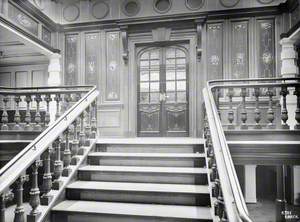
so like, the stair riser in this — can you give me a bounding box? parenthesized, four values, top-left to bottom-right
(97, 145, 203, 153)
(66, 189, 210, 206)
(78, 171, 208, 185)
(52, 212, 212, 222)
(88, 157, 206, 167)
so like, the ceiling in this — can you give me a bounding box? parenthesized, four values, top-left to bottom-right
(0, 25, 48, 67)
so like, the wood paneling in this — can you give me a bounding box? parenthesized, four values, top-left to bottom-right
(231, 21, 249, 79)
(65, 34, 79, 85)
(207, 23, 223, 80)
(257, 19, 275, 78)
(105, 32, 120, 101)
(85, 32, 99, 86)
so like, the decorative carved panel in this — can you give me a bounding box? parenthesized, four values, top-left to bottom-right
(207, 23, 223, 80)
(257, 19, 275, 78)
(257, 0, 275, 4)
(91, 1, 109, 19)
(85, 33, 98, 85)
(63, 3, 80, 22)
(185, 0, 205, 10)
(219, 0, 240, 8)
(122, 0, 141, 16)
(106, 32, 120, 101)
(42, 26, 51, 45)
(231, 21, 249, 79)
(8, 3, 38, 36)
(65, 34, 78, 85)
(153, 0, 172, 13)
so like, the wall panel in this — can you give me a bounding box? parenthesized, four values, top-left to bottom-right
(65, 34, 79, 85)
(85, 32, 99, 86)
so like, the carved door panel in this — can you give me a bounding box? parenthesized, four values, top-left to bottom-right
(137, 45, 189, 137)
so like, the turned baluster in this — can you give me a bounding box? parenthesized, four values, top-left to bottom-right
(294, 86, 300, 129)
(14, 95, 21, 130)
(54, 94, 61, 120)
(44, 94, 52, 128)
(240, 88, 248, 129)
(216, 188, 224, 218)
(14, 175, 29, 222)
(0, 190, 14, 222)
(53, 137, 63, 190)
(62, 127, 72, 177)
(91, 101, 97, 139)
(212, 178, 220, 198)
(41, 147, 53, 205)
(71, 120, 80, 165)
(210, 163, 217, 182)
(227, 88, 234, 129)
(63, 94, 71, 113)
(253, 88, 262, 129)
(78, 112, 86, 155)
(85, 106, 91, 140)
(34, 94, 42, 131)
(214, 88, 221, 118)
(266, 88, 275, 129)
(280, 86, 289, 129)
(24, 95, 32, 131)
(27, 160, 43, 222)
(1, 95, 9, 130)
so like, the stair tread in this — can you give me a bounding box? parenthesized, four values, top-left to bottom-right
(88, 152, 205, 158)
(97, 137, 204, 145)
(79, 165, 207, 174)
(67, 181, 209, 194)
(52, 200, 212, 220)
(227, 140, 300, 145)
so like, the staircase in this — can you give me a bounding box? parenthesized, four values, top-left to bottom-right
(51, 138, 213, 222)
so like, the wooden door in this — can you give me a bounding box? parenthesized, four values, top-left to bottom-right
(137, 45, 189, 137)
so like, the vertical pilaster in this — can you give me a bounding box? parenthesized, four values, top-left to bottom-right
(244, 165, 257, 203)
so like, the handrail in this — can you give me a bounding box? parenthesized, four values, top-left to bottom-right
(208, 77, 300, 85)
(204, 81, 253, 222)
(0, 86, 98, 194)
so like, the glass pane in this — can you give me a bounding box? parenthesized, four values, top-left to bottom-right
(150, 92, 160, 103)
(177, 91, 186, 102)
(166, 70, 175, 80)
(151, 71, 159, 81)
(140, 71, 149, 81)
(140, 82, 149, 92)
(150, 82, 159, 92)
(176, 49, 185, 57)
(177, 70, 186, 80)
(140, 60, 149, 67)
(166, 81, 175, 91)
(166, 59, 175, 65)
(150, 60, 159, 67)
(150, 50, 159, 59)
(166, 92, 175, 102)
(140, 92, 149, 103)
(141, 52, 149, 59)
(177, 81, 186, 91)
(166, 48, 175, 58)
(177, 58, 186, 65)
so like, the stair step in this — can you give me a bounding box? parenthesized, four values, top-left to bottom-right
(88, 152, 206, 167)
(78, 166, 208, 184)
(66, 181, 210, 206)
(52, 200, 213, 222)
(97, 138, 204, 145)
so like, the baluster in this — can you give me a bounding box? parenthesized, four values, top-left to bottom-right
(85, 106, 91, 141)
(0, 190, 14, 222)
(210, 163, 217, 182)
(41, 147, 53, 205)
(214, 88, 221, 118)
(240, 88, 248, 129)
(14, 175, 29, 222)
(212, 178, 220, 198)
(44, 94, 52, 128)
(280, 86, 289, 129)
(63, 94, 71, 113)
(216, 189, 224, 219)
(91, 100, 97, 139)
(78, 112, 86, 155)
(266, 88, 275, 129)
(24, 95, 32, 131)
(53, 137, 63, 190)
(27, 160, 43, 222)
(71, 120, 80, 165)
(294, 86, 300, 129)
(1, 95, 9, 130)
(14, 95, 21, 130)
(34, 94, 42, 131)
(54, 94, 61, 120)
(62, 127, 72, 177)
(227, 88, 234, 129)
(253, 88, 262, 129)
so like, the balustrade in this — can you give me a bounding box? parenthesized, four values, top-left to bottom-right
(0, 85, 98, 222)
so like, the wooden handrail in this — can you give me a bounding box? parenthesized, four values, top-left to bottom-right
(208, 77, 300, 85)
(0, 86, 99, 194)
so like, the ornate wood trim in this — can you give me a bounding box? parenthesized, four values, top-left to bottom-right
(195, 17, 207, 60)
(121, 25, 129, 63)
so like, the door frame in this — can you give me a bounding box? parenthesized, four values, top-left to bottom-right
(136, 44, 190, 137)
(127, 30, 202, 138)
